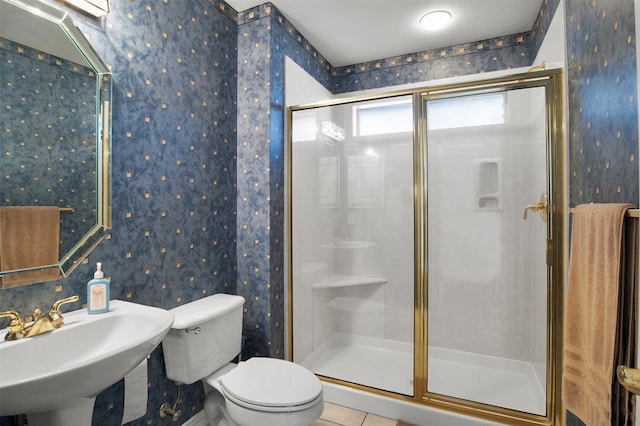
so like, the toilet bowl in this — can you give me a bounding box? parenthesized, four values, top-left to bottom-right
(161, 294, 323, 426)
(206, 357, 323, 426)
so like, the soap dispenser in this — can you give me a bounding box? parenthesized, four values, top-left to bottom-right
(87, 262, 110, 314)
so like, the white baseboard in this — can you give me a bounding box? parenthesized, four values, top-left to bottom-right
(181, 410, 207, 426)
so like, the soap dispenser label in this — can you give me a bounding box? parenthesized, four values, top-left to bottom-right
(90, 284, 107, 310)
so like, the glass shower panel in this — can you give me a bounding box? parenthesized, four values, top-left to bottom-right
(425, 87, 548, 415)
(291, 96, 415, 396)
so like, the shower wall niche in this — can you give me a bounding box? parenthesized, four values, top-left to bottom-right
(291, 96, 415, 396)
(473, 158, 503, 210)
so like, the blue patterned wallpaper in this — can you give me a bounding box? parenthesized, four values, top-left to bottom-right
(532, 0, 563, 55)
(236, 14, 274, 358)
(235, 3, 334, 360)
(332, 32, 533, 92)
(84, 1, 238, 423)
(1, 0, 238, 424)
(566, 0, 639, 206)
(1, 0, 637, 424)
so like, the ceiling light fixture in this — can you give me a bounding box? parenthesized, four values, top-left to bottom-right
(419, 10, 452, 31)
(63, 0, 110, 17)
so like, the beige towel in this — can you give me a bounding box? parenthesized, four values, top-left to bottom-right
(563, 203, 634, 426)
(0, 206, 61, 288)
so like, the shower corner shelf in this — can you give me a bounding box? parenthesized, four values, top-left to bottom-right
(312, 274, 388, 289)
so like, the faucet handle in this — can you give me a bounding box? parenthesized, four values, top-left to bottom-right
(50, 295, 79, 312)
(0, 311, 25, 340)
(48, 296, 79, 329)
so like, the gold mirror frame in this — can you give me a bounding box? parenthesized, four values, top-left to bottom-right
(0, 0, 112, 284)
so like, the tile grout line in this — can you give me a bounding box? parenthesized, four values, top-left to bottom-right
(360, 410, 367, 426)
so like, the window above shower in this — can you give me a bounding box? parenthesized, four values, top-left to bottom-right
(427, 93, 506, 130)
(292, 92, 507, 144)
(354, 99, 413, 136)
(292, 97, 414, 143)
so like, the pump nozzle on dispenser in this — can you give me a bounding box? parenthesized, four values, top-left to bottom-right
(94, 262, 104, 278)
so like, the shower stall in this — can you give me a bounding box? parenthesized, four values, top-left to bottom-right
(288, 70, 564, 425)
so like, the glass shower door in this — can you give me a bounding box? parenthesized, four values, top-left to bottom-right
(425, 86, 549, 415)
(290, 95, 415, 396)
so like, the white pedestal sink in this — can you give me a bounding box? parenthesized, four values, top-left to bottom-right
(0, 300, 174, 426)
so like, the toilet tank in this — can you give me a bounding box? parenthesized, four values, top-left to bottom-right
(162, 294, 245, 384)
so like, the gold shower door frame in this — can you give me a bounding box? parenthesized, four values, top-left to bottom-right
(414, 70, 565, 426)
(286, 69, 565, 426)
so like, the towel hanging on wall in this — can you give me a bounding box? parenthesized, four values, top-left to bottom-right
(0, 206, 61, 287)
(562, 203, 636, 426)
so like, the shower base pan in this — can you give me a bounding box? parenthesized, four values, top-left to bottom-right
(301, 333, 545, 415)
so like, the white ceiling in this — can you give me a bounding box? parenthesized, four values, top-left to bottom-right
(226, 0, 543, 67)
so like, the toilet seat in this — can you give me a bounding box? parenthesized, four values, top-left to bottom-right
(219, 358, 322, 413)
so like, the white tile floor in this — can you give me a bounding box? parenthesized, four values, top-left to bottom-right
(312, 402, 401, 426)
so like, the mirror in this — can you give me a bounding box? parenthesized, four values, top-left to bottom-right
(0, 0, 111, 287)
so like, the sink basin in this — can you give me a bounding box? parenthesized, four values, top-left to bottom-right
(0, 300, 174, 423)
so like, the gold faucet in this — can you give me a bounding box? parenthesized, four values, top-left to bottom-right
(0, 295, 79, 340)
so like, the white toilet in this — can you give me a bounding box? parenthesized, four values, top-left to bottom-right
(162, 294, 324, 426)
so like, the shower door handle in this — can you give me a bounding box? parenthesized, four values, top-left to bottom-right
(523, 193, 548, 221)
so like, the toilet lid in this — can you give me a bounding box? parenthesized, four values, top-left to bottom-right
(219, 358, 322, 410)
